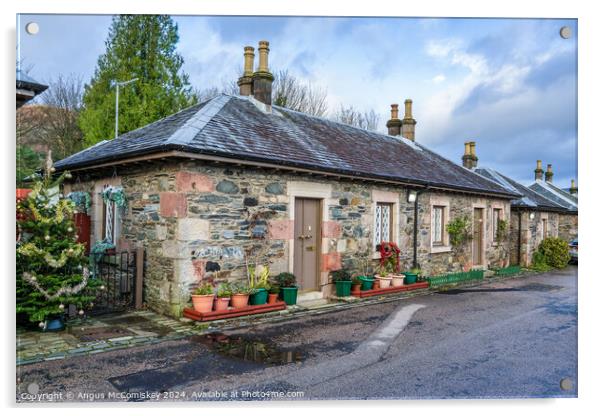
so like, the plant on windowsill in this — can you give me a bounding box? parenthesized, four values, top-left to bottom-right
(191, 283, 215, 313)
(331, 269, 352, 297)
(275, 272, 298, 305)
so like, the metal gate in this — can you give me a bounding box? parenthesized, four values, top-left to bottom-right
(89, 248, 144, 315)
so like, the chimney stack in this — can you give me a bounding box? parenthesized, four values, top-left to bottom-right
(252, 40, 274, 106)
(401, 99, 417, 141)
(569, 179, 578, 195)
(237, 46, 255, 96)
(462, 141, 478, 169)
(545, 164, 554, 183)
(534, 160, 544, 180)
(386, 104, 402, 136)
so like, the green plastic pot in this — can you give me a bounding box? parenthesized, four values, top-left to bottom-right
(335, 280, 352, 297)
(280, 286, 298, 305)
(249, 288, 268, 305)
(403, 272, 418, 285)
(359, 276, 374, 291)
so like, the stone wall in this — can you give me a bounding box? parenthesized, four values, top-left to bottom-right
(509, 210, 561, 267)
(65, 160, 512, 317)
(558, 213, 578, 242)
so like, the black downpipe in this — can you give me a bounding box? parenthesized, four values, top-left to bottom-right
(517, 210, 523, 266)
(412, 188, 428, 269)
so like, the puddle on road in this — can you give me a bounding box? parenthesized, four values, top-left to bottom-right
(437, 283, 564, 295)
(190, 333, 304, 366)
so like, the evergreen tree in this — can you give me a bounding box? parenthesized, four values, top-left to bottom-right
(16, 145, 43, 187)
(16, 153, 100, 326)
(79, 15, 195, 146)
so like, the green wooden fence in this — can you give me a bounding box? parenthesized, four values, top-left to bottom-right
(427, 269, 484, 288)
(493, 265, 522, 277)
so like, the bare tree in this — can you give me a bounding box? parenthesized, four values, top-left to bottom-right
(272, 70, 328, 117)
(37, 75, 86, 159)
(331, 105, 381, 132)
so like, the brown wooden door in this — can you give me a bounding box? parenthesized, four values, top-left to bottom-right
(473, 208, 484, 265)
(293, 198, 321, 291)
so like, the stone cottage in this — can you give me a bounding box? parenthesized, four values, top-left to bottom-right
(56, 41, 519, 317)
(528, 162, 578, 242)
(465, 143, 578, 266)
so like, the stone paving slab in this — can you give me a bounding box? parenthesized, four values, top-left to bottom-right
(16, 270, 535, 366)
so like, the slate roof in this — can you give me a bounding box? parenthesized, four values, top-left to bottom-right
(475, 168, 568, 212)
(528, 180, 578, 212)
(16, 69, 48, 93)
(55, 94, 519, 198)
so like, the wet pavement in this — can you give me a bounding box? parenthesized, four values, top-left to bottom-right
(16, 266, 577, 401)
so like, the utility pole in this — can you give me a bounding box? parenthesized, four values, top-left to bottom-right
(112, 78, 138, 139)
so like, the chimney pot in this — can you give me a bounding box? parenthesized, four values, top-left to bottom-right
(386, 103, 402, 136)
(534, 160, 544, 180)
(462, 141, 478, 169)
(237, 46, 255, 96)
(570, 179, 578, 195)
(545, 164, 554, 183)
(401, 98, 417, 141)
(252, 40, 274, 106)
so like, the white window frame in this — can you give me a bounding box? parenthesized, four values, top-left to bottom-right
(430, 196, 451, 253)
(371, 190, 400, 258)
(432, 205, 445, 246)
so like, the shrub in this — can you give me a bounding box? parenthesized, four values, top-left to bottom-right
(530, 251, 551, 272)
(447, 216, 472, 247)
(537, 237, 571, 269)
(331, 269, 352, 282)
(275, 272, 296, 288)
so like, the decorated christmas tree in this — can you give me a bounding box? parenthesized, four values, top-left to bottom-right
(16, 152, 100, 328)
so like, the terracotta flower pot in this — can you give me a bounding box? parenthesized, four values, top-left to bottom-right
(352, 283, 361, 292)
(267, 293, 279, 304)
(377, 276, 392, 288)
(214, 297, 230, 311)
(191, 294, 214, 313)
(373, 279, 381, 289)
(231, 293, 250, 308)
(391, 274, 405, 287)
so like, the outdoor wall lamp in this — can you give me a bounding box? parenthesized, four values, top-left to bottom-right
(407, 190, 418, 203)
(529, 212, 535, 220)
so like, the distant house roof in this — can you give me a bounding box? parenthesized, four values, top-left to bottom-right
(16, 69, 48, 108)
(475, 167, 567, 212)
(55, 94, 519, 199)
(529, 180, 578, 212)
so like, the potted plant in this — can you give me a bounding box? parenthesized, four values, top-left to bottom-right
(214, 282, 232, 311)
(331, 269, 352, 297)
(403, 267, 421, 285)
(248, 264, 270, 305)
(376, 264, 393, 288)
(276, 272, 298, 305)
(267, 284, 280, 304)
(231, 283, 251, 308)
(391, 271, 405, 287)
(191, 283, 215, 313)
(351, 276, 362, 293)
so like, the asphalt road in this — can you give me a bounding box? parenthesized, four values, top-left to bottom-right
(16, 266, 577, 402)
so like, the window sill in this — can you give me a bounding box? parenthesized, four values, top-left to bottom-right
(430, 245, 452, 254)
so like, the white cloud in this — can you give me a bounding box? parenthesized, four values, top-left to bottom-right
(432, 74, 446, 83)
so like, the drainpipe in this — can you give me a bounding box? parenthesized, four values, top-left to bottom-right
(517, 210, 522, 266)
(410, 187, 428, 269)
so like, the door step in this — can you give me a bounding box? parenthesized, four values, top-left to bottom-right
(296, 291, 324, 304)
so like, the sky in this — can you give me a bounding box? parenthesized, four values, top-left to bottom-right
(17, 14, 578, 188)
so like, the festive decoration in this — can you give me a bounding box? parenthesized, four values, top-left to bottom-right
(90, 239, 116, 263)
(67, 191, 92, 214)
(16, 151, 101, 325)
(101, 186, 127, 209)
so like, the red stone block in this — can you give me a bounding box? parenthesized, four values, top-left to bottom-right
(321, 252, 342, 272)
(160, 192, 188, 218)
(192, 259, 205, 281)
(175, 171, 215, 193)
(268, 219, 294, 240)
(322, 221, 342, 238)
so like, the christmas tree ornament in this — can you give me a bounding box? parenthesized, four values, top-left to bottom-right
(100, 285, 106, 290)
(59, 304, 65, 310)
(78, 309, 84, 315)
(39, 322, 45, 328)
(67, 227, 73, 232)
(44, 235, 50, 241)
